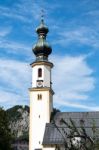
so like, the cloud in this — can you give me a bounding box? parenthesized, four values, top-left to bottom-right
(0, 90, 30, 109)
(0, 39, 28, 51)
(52, 55, 94, 92)
(0, 58, 31, 109)
(0, 0, 44, 23)
(0, 27, 11, 37)
(0, 38, 32, 58)
(0, 54, 97, 110)
(54, 26, 99, 49)
(55, 99, 99, 111)
(0, 27, 32, 58)
(87, 10, 99, 16)
(0, 5, 31, 23)
(51, 55, 96, 110)
(0, 58, 31, 90)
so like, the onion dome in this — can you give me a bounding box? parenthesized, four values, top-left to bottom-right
(33, 19, 52, 61)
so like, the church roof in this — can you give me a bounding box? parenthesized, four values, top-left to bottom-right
(43, 112, 99, 146)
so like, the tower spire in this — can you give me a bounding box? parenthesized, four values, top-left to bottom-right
(32, 17, 52, 62)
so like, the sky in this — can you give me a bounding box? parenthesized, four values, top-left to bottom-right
(0, 0, 99, 111)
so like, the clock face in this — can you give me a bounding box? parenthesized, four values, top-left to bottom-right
(37, 80, 43, 87)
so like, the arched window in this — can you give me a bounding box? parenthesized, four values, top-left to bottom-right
(38, 68, 42, 77)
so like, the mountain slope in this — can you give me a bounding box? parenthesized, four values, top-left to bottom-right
(6, 105, 29, 140)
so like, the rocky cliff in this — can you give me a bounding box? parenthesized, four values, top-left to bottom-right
(6, 105, 29, 140)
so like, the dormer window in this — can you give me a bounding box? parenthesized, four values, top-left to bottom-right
(38, 68, 42, 77)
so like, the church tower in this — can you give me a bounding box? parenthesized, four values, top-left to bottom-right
(29, 19, 54, 150)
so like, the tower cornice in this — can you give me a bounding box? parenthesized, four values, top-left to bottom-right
(30, 61, 53, 68)
(29, 87, 54, 95)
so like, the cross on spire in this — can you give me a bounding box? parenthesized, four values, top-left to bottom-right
(41, 9, 45, 21)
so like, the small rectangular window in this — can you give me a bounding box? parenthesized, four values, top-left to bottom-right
(37, 94, 42, 100)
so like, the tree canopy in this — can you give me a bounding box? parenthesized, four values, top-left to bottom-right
(0, 107, 12, 150)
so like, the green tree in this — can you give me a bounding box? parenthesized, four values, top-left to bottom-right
(0, 107, 12, 150)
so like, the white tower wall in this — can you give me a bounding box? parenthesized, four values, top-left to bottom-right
(29, 89, 53, 150)
(32, 64, 51, 88)
(29, 62, 54, 150)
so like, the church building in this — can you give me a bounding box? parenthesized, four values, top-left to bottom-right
(29, 19, 99, 150)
